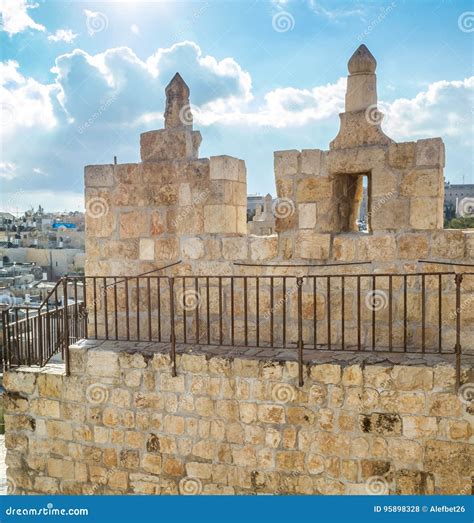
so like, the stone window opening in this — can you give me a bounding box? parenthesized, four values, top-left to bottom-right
(335, 172, 371, 233)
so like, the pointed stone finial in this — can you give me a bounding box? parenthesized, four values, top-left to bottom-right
(348, 44, 376, 75)
(164, 73, 192, 129)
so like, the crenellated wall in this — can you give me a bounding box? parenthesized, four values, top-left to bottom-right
(83, 47, 466, 280)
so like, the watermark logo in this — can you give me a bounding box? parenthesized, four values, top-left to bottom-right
(86, 197, 109, 219)
(179, 104, 200, 126)
(272, 11, 295, 32)
(85, 10, 109, 36)
(365, 104, 383, 125)
(271, 383, 296, 404)
(86, 383, 109, 405)
(178, 289, 202, 312)
(178, 477, 202, 495)
(272, 197, 295, 219)
(0, 291, 15, 310)
(365, 290, 388, 311)
(458, 383, 473, 406)
(366, 476, 389, 495)
(0, 102, 15, 127)
(458, 11, 474, 32)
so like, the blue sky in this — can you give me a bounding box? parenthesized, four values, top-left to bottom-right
(1, 0, 473, 212)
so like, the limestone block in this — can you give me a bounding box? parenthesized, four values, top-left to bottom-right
(155, 238, 179, 260)
(103, 240, 139, 260)
(298, 203, 317, 229)
(150, 211, 166, 236)
(388, 142, 416, 169)
(371, 167, 398, 198)
(85, 165, 114, 187)
(151, 183, 179, 206)
(232, 182, 247, 206)
(395, 470, 435, 495)
(415, 138, 445, 167)
(257, 404, 285, 424)
(140, 128, 201, 161)
(181, 237, 205, 260)
(119, 211, 148, 239)
(359, 413, 402, 436)
(300, 149, 322, 175)
(276, 178, 294, 199)
(424, 440, 472, 476)
(402, 416, 438, 438)
(333, 236, 357, 261)
(310, 364, 341, 384)
(4, 371, 36, 394)
(179, 183, 192, 206)
(409, 198, 441, 230)
(249, 236, 278, 261)
(391, 366, 433, 391)
(330, 111, 392, 150)
(85, 190, 115, 238)
(274, 150, 299, 177)
(236, 206, 248, 234)
(296, 231, 330, 260)
(401, 168, 443, 197)
(210, 155, 241, 181)
(115, 163, 141, 184)
(398, 233, 429, 260)
(360, 234, 397, 262)
(204, 205, 236, 233)
(139, 238, 155, 261)
(296, 178, 333, 202)
(371, 198, 409, 231)
(222, 236, 249, 260)
(327, 146, 386, 174)
(87, 349, 120, 378)
(431, 230, 465, 259)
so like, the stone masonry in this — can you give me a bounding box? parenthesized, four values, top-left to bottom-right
(3, 342, 472, 495)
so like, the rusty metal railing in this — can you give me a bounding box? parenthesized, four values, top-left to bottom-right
(2, 270, 472, 388)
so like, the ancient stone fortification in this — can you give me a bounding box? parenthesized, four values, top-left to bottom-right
(4, 46, 473, 496)
(84, 46, 472, 277)
(4, 343, 472, 495)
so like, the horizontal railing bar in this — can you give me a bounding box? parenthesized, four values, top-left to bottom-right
(419, 259, 474, 269)
(101, 260, 183, 288)
(234, 261, 372, 267)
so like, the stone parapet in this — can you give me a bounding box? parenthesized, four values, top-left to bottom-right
(3, 342, 472, 495)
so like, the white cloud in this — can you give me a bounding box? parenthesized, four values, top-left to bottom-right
(130, 24, 140, 35)
(381, 77, 474, 144)
(308, 0, 365, 20)
(33, 167, 48, 176)
(0, 0, 45, 36)
(197, 78, 346, 127)
(0, 60, 57, 136)
(0, 162, 17, 180)
(47, 29, 78, 43)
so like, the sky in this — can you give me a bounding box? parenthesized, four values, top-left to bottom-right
(0, 0, 473, 213)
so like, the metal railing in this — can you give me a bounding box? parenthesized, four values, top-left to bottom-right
(2, 270, 472, 388)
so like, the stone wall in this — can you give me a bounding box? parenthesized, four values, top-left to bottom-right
(83, 46, 468, 280)
(4, 342, 472, 495)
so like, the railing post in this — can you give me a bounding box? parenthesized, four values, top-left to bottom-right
(169, 277, 177, 377)
(63, 278, 70, 376)
(2, 310, 7, 373)
(38, 309, 43, 366)
(297, 277, 304, 387)
(454, 273, 463, 392)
